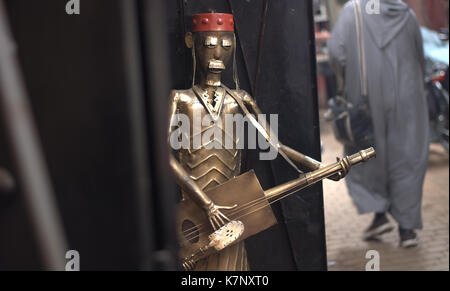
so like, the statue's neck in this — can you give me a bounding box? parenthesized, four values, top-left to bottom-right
(198, 72, 221, 89)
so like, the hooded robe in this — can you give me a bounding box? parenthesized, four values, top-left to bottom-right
(327, 0, 429, 229)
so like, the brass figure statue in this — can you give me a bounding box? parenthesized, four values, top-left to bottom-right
(168, 12, 375, 271)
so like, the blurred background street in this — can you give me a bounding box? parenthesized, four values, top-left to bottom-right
(321, 115, 449, 271)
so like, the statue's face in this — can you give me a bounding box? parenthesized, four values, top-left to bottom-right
(193, 31, 234, 76)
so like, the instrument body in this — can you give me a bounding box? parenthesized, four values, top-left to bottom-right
(177, 170, 277, 262)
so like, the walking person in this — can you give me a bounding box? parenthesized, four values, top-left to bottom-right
(328, 0, 429, 247)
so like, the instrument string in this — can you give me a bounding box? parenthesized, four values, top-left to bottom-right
(180, 193, 271, 243)
(180, 187, 280, 241)
(180, 152, 371, 261)
(180, 185, 310, 247)
(180, 175, 326, 244)
(181, 157, 349, 241)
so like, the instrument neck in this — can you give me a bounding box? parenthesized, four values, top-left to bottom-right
(264, 148, 376, 202)
(263, 163, 339, 202)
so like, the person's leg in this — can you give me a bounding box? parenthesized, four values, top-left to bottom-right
(389, 177, 424, 248)
(385, 93, 428, 248)
(344, 145, 391, 240)
(363, 212, 394, 240)
(398, 227, 419, 248)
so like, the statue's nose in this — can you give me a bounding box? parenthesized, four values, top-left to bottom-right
(213, 48, 223, 60)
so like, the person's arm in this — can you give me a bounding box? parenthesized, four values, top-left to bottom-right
(331, 59, 345, 96)
(168, 91, 236, 229)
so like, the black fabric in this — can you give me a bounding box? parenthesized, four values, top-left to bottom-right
(167, 0, 327, 270)
(247, 0, 327, 271)
(0, 0, 178, 270)
(1, 0, 140, 270)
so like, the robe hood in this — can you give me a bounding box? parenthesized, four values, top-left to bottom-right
(361, 0, 410, 48)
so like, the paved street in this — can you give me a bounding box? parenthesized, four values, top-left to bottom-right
(320, 115, 449, 271)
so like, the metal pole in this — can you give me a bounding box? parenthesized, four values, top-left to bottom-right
(0, 0, 68, 270)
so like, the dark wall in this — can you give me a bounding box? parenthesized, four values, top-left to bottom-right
(0, 0, 177, 270)
(1, 0, 139, 270)
(167, 0, 327, 270)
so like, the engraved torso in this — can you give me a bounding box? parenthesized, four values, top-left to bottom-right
(174, 88, 243, 192)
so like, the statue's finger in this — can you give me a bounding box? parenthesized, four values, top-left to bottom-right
(216, 216, 225, 226)
(218, 211, 230, 222)
(212, 216, 220, 229)
(209, 217, 217, 230)
(219, 204, 237, 210)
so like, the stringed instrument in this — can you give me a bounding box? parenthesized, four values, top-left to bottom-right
(177, 147, 376, 269)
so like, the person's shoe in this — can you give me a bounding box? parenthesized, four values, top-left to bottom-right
(399, 228, 419, 248)
(363, 213, 394, 241)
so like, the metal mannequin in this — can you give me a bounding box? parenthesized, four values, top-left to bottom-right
(168, 12, 334, 271)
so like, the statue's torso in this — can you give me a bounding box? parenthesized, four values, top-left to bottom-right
(171, 88, 249, 271)
(174, 88, 243, 192)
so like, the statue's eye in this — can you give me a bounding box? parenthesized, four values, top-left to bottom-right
(204, 37, 218, 48)
(222, 39, 232, 48)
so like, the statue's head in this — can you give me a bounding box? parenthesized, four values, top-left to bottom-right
(185, 12, 236, 87)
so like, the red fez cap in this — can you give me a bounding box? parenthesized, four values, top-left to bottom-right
(192, 12, 234, 32)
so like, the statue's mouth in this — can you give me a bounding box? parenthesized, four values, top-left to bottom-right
(208, 60, 225, 73)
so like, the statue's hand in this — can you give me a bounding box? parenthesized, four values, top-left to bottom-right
(205, 202, 237, 230)
(327, 157, 350, 181)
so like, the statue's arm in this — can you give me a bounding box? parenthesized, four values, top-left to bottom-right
(169, 155, 214, 208)
(168, 91, 236, 228)
(241, 92, 324, 172)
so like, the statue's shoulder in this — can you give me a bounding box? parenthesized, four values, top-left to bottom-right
(227, 88, 252, 102)
(170, 88, 195, 103)
(233, 89, 256, 106)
